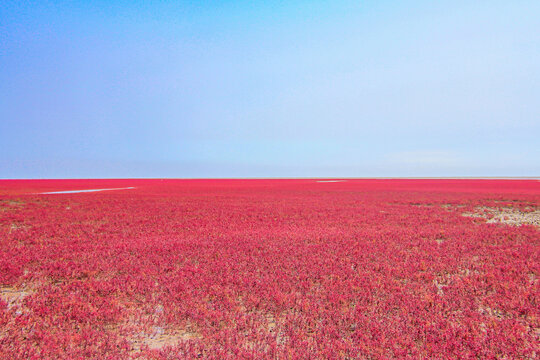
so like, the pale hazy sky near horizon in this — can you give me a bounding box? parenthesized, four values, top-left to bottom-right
(1, 1, 539, 178)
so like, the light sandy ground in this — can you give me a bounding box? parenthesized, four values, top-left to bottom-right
(462, 207, 540, 227)
(129, 325, 201, 351)
(0, 286, 33, 309)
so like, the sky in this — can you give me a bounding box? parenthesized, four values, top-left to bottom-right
(1, 0, 539, 178)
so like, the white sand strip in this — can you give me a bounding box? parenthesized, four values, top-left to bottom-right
(39, 187, 135, 194)
(316, 180, 347, 183)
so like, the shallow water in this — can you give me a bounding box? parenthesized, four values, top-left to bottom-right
(316, 180, 346, 183)
(40, 187, 135, 194)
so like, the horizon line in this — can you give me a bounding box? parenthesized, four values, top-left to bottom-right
(1, 177, 539, 181)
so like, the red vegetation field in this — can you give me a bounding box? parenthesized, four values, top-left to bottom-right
(0, 179, 538, 359)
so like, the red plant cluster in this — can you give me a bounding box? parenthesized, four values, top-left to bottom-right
(0, 179, 538, 359)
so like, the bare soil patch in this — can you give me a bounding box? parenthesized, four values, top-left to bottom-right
(0, 285, 34, 309)
(105, 301, 202, 353)
(462, 207, 540, 227)
(0, 199, 25, 212)
(132, 325, 201, 351)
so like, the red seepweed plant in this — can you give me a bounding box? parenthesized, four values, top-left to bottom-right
(0, 179, 538, 359)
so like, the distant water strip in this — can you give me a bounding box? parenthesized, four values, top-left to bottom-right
(316, 180, 347, 183)
(40, 187, 135, 194)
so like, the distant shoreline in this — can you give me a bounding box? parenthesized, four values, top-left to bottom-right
(1, 177, 539, 181)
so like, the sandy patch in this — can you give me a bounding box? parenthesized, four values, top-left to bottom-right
(131, 325, 201, 351)
(462, 207, 540, 227)
(0, 285, 34, 310)
(0, 200, 25, 212)
(106, 302, 201, 353)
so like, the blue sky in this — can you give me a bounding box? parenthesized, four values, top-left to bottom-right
(1, 0, 539, 178)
